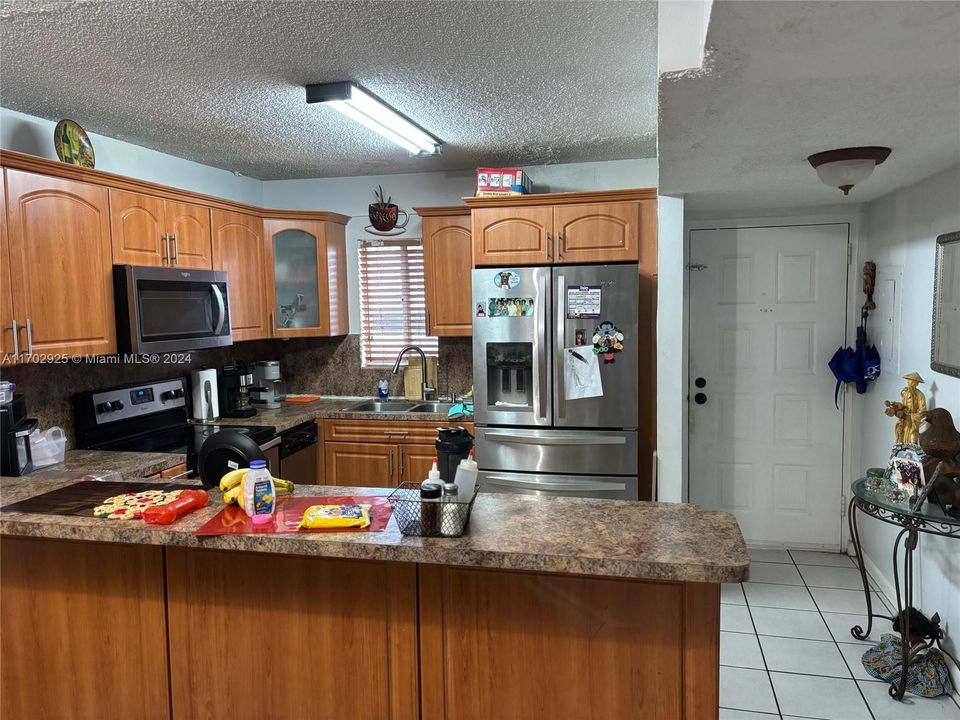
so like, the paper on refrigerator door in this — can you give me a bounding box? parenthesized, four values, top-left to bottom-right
(563, 347, 603, 400)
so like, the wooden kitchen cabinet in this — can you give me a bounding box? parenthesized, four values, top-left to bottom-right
(109, 189, 212, 269)
(399, 443, 438, 484)
(1, 537, 170, 720)
(324, 420, 475, 486)
(263, 216, 349, 338)
(211, 209, 270, 340)
(5, 169, 117, 357)
(0, 171, 17, 365)
(466, 189, 656, 267)
(553, 201, 639, 263)
(416, 206, 473, 336)
(325, 441, 397, 488)
(471, 205, 553, 266)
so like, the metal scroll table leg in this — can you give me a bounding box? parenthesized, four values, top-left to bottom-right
(849, 498, 889, 640)
(889, 527, 917, 701)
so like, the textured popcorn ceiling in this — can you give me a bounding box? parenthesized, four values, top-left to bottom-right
(0, 0, 658, 180)
(659, 1, 960, 212)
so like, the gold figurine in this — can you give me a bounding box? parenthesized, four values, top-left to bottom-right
(884, 372, 927, 444)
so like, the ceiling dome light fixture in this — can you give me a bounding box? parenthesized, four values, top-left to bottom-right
(306, 81, 442, 157)
(807, 146, 891, 196)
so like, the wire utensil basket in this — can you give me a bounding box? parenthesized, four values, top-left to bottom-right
(388, 482, 479, 537)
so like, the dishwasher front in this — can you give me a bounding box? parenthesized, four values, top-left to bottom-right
(277, 421, 319, 485)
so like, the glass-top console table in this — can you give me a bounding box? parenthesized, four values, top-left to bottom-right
(848, 477, 960, 700)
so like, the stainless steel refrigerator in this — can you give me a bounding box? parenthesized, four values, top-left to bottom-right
(472, 265, 640, 499)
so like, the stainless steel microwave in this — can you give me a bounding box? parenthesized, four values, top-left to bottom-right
(114, 265, 232, 353)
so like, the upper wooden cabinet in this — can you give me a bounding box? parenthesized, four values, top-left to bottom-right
(5, 169, 116, 357)
(263, 216, 349, 338)
(211, 209, 269, 341)
(415, 206, 473, 337)
(471, 205, 553, 266)
(466, 189, 657, 268)
(110, 189, 212, 269)
(0, 171, 17, 365)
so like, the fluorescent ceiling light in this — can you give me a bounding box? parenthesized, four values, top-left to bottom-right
(306, 81, 441, 156)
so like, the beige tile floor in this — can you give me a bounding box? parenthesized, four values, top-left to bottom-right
(719, 548, 960, 720)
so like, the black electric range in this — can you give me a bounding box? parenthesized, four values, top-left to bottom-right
(73, 377, 276, 473)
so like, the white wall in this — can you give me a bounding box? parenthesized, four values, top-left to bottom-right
(0, 107, 262, 205)
(658, 0, 714, 73)
(262, 158, 658, 333)
(856, 163, 960, 682)
(657, 194, 687, 501)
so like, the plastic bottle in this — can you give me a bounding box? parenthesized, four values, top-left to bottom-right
(422, 457, 441, 489)
(454, 450, 479, 502)
(377, 379, 389, 399)
(242, 460, 276, 525)
(440, 481, 461, 537)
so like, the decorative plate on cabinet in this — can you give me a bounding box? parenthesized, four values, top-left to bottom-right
(53, 119, 95, 168)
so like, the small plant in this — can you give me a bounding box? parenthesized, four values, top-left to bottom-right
(373, 185, 392, 208)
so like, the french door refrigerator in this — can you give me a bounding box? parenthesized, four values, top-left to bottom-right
(472, 264, 639, 499)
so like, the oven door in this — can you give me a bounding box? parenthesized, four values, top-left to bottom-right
(116, 266, 232, 353)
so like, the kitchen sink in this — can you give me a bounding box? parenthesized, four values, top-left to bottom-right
(340, 399, 457, 414)
(341, 400, 420, 413)
(408, 402, 456, 414)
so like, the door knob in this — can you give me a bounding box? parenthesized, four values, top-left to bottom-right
(694, 393, 707, 405)
(695, 377, 706, 388)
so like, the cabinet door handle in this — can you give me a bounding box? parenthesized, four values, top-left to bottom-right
(171, 234, 179, 265)
(546, 231, 552, 260)
(270, 312, 276, 337)
(25, 319, 33, 355)
(383, 430, 409, 436)
(162, 234, 171, 265)
(388, 449, 394, 479)
(8, 319, 19, 359)
(398, 447, 404, 478)
(557, 231, 564, 260)
(426, 308, 431, 334)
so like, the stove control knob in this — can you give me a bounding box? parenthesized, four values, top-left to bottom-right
(114, 400, 125, 410)
(96, 402, 112, 413)
(161, 388, 185, 402)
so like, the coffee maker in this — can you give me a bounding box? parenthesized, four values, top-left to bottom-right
(251, 361, 283, 409)
(218, 364, 257, 418)
(1, 395, 39, 476)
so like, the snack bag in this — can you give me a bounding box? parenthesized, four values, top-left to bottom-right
(298, 504, 371, 530)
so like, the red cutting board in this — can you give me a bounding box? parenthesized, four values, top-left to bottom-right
(194, 496, 393, 536)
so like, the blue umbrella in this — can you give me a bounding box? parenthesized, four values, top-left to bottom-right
(828, 310, 880, 408)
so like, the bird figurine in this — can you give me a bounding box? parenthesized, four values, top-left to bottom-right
(917, 408, 960, 517)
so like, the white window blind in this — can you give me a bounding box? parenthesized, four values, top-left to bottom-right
(359, 239, 438, 368)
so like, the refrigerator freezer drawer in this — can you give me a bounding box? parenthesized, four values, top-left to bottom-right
(475, 427, 637, 475)
(479, 470, 639, 500)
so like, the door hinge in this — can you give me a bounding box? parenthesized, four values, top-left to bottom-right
(847, 243, 853, 265)
(840, 494, 846, 517)
(687, 263, 709, 271)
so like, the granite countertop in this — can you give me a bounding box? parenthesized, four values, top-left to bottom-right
(0, 476, 748, 583)
(42, 395, 473, 479)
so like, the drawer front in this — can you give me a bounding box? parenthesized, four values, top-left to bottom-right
(475, 427, 637, 475)
(324, 419, 474, 444)
(478, 470, 639, 500)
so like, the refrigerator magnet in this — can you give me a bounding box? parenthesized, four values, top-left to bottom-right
(493, 270, 521, 289)
(592, 321, 624, 364)
(566, 285, 602, 319)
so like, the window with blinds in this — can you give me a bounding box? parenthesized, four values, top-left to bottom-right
(359, 239, 438, 368)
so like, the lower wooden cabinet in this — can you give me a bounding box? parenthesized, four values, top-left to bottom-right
(325, 441, 397, 487)
(166, 547, 418, 720)
(324, 419, 475, 486)
(1, 537, 169, 720)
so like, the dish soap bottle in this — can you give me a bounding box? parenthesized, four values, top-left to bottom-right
(242, 460, 276, 526)
(377, 379, 389, 399)
(454, 450, 478, 502)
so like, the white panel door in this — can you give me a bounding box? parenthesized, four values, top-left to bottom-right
(688, 224, 849, 548)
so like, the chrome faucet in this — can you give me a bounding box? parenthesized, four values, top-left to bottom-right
(391, 345, 436, 401)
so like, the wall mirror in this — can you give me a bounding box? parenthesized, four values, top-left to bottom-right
(932, 230, 960, 377)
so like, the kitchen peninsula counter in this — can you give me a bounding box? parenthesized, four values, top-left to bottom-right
(1, 476, 746, 582)
(1, 476, 746, 720)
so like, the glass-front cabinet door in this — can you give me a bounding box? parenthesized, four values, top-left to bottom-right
(264, 219, 327, 337)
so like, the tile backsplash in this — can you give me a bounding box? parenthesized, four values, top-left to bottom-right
(1, 335, 472, 445)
